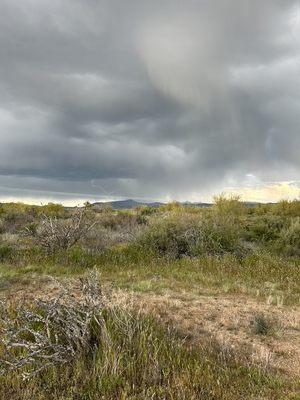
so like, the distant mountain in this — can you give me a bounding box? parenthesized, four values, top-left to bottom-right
(93, 199, 164, 209)
(186, 202, 212, 208)
(92, 199, 212, 210)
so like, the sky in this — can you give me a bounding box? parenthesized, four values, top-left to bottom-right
(0, 0, 300, 205)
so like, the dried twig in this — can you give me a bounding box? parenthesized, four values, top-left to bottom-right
(36, 207, 97, 253)
(0, 270, 103, 380)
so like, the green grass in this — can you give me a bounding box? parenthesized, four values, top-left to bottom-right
(0, 309, 298, 400)
(1, 247, 299, 305)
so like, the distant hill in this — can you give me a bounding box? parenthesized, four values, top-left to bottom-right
(91, 199, 269, 210)
(92, 199, 212, 210)
(93, 199, 164, 210)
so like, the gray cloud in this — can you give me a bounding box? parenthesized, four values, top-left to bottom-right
(0, 0, 299, 203)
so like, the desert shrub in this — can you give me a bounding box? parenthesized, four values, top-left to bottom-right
(192, 216, 245, 257)
(213, 194, 246, 218)
(159, 201, 184, 213)
(250, 313, 274, 336)
(81, 210, 145, 253)
(0, 244, 13, 262)
(81, 225, 114, 252)
(0, 202, 28, 216)
(276, 218, 300, 256)
(244, 215, 285, 243)
(137, 213, 243, 259)
(247, 203, 273, 215)
(271, 200, 300, 217)
(0, 271, 103, 379)
(137, 214, 198, 259)
(1, 208, 34, 234)
(99, 210, 142, 230)
(91, 203, 114, 214)
(38, 203, 66, 218)
(0, 219, 5, 234)
(36, 206, 97, 253)
(136, 205, 158, 217)
(0, 203, 51, 236)
(83, 224, 143, 253)
(23, 222, 39, 236)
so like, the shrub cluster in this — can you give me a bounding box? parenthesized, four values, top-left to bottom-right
(137, 212, 243, 259)
(0, 197, 299, 263)
(276, 217, 300, 256)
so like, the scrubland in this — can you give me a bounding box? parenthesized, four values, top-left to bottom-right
(0, 197, 300, 399)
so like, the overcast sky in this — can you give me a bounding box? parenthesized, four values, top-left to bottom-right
(0, 0, 300, 204)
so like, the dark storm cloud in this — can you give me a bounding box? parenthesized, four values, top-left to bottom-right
(0, 0, 299, 202)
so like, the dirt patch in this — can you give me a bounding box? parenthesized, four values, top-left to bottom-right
(120, 290, 300, 377)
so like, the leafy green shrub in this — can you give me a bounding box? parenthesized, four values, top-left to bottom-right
(244, 215, 285, 243)
(213, 194, 246, 218)
(0, 203, 36, 234)
(136, 205, 158, 217)
(272, 200, 300, 217)
(38, 203, 66, 218)
(0, 219, 4, 234)
(159, 201, 183, 212)
(23, 222, 38, 236)
(0, 245, 13, 262)
(137, 215, 197, 259)
(276, 218, 300, 256)
(137, 213, 244, 259)
(192, 216, 245, 257)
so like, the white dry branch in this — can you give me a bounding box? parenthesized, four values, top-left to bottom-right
(36, 207, 97, 253)
(0, 271, 103, 380)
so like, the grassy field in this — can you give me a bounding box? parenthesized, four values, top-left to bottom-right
(0, 198, 300, 399)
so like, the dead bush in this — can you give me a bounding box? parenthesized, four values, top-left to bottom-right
(0, 271, 103, 379)
(36, 206, 97, 253)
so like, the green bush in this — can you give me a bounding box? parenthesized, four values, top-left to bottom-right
(23, 222, 38, 236)
(244, 215, 285, 243)
(0, 203, 36, 233)
(137, 215, 197, 259)
(38, 202, 66, 218)
(0, 245, 13, 262)
(213, 194, 246, 218)
(136, 205, 158, 217)
(271, 200, 300, 217)
(137, 213, 243, 259)
(276, 218, 300, 256)
(192, 216, 245, 257)
(0, 219, 4, 234)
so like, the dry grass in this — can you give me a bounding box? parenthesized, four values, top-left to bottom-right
(115, 289, 300, 377)
(1, 277, 299, 400)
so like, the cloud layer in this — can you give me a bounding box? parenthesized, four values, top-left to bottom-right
(0, 0, 299, 203)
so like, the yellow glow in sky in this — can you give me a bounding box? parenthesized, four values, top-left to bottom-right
(226, 182, 300, 203)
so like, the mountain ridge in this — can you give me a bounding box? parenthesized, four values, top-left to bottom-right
(92, 199, 213, 209)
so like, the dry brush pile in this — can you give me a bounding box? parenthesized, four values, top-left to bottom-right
(0, 271, 103, 379)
